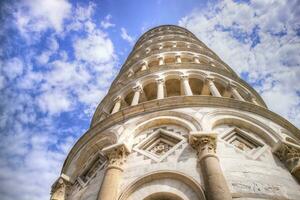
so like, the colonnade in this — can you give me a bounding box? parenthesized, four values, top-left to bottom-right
(111, 75, 259, 114)
(127, 52, 218, 78)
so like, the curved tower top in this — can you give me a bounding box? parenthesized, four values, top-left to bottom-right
(91, 25, 267, 127)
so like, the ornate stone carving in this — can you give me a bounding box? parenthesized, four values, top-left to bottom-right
(50, 174, 70, 200)
(189, 133, 217, 159)
(273, 141, 300, 181)
(103, 144, 130, 170)
(149, 141, 172, 156)
(134, 128, 184, 162)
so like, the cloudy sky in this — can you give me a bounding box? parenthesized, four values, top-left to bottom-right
(0, 0, 299, 199)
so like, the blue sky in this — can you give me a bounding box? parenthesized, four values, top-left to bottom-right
(0, 0, 299, 199)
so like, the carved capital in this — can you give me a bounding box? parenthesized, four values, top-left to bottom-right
(113, 96, 122, 102)
(273, 141, 300, 181)
(156, 78, 165, 84)
(189, 132, 217, 161)
(103, 143, 130, 170)
(50, 174, 71, 200)
(133, 85, 143, 93)
(180, 75, 189, 80)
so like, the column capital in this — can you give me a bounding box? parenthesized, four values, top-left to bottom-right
(273, 141, 300, 181)
(180, 74, 189, 80)
(132, 85, 143, 92)
(113, 96, 122, 102)
(204, 76, 215, 82)
(50, 174, 71, 200)
(103, 143, 130, 170)
(189, 132, 217, 161)
(156, 77, 165, 83)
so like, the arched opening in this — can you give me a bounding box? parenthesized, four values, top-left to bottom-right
(165, 79, 181, 97)
(164, 55, 176, 64)
(124, 91, 134, 106)
(118, 171, 206, 200)
(149, 59, 159, 68)
(144, 192, 183, 200)
(214, 81, 226, 96)
(143, 82, 157, 101)
(189, 78, 203, 95)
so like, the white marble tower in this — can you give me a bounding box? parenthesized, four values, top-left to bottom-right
(51, 25, 300, 200)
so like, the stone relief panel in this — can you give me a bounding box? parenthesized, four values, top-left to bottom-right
(133, 125, 187, 162)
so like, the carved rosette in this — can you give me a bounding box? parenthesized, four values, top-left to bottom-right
(50, 175, 70, 200)
(273, 141, 300, 181)
(189, 133, 217, 160)
(104, 144, 130, 170)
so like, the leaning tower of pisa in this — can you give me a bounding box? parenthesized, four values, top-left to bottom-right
(50, 25, 300, 200)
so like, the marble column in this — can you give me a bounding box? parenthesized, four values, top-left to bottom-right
(111, 96, 122, 114)
(273, 141, 300, 182)
(141, 62, 148, 71)
(175, 55, 182, 63)
(156, 78, 165, 99)
(181, 75, 193, 96)
(207, 78, 221, 97)
(193, 56, 200, 63)
(250, 95, 260, 106)
(231, 85, 245, 101)
(158, 57, 164, 65)
(127, 69, 134, 77)
(50, 174, 70, 200)
(131, 85, 142, 106)
(97, 144, 130, 200)
(189, 133, 232, 200)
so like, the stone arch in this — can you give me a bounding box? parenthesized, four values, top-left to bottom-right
(118, 171, 206, 200)
(202, 110, 281, 146)
(119, 110, 201, 142)
(64, 131, 118, 179)
(186, 71, 207, 95)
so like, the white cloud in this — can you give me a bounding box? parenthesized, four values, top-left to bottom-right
(14, 0, 71, 34)
(101, 14, 115, 29)
(179, 0, 300, 127)
(121, 27, 134, 45)
(73, 31, 115, 64)
(37, 89, 72, 115)
(2, 57, 24, 80)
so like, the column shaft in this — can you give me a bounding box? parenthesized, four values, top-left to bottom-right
(97, 144, 129, 200)
(141, 62, 148, 71)
(98, 167, 122, 200)
(156, 79, 165, 99)
(176, 55, 182, 63)
(158, 57, 164, 65)
(208, 79, 221, 97)
(111, 98, 122, 114)
(194, 57, 200, 63)
(131, 86, 141, 106)
(231, 87, 244, 101)
(181, 76, 193, 96)
(190, 133, 232, 200)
